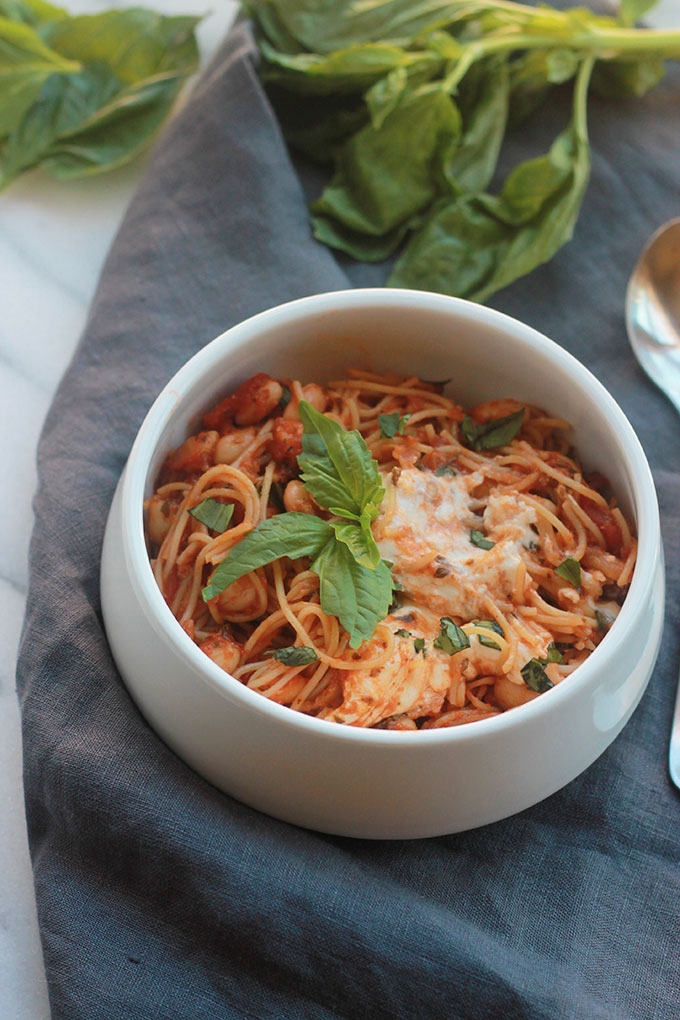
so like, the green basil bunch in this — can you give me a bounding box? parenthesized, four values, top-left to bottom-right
(0, 0, 199, 188)
(246, 0, 680, 302)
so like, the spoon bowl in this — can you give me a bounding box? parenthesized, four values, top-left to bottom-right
(626, 217, 680, 414)
(626, 217, 680, 790)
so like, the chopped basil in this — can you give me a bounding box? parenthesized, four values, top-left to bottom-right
(434, 464, 456, 477)
(433, 617, 470, 655)
(395, 628, 411, 638)
(555, 556, 581, 588)
(413, 637, 426, 655)
(188, 498, 234, 534)
(546, 642, 564, 664)
(470, 529, 495, 550)
(461, 409, 525, 451)
(279, 384, 292, 409)
(521, 658, 554, 693)
(595, 610, 611, 632)
(475, 619, 504, 650)
(267, 645, 318, 666)
(378, 412, 411, 438)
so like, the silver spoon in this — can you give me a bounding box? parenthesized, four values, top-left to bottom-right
(625, 217, 680, 788)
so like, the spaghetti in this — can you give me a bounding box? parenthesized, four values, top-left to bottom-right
(145, 370, 636, 730)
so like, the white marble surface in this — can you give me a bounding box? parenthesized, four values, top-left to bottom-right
(0, 2, 237, 1017)
(1, 1, 678, 1016)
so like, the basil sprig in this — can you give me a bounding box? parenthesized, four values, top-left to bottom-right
(202, 401, 394, 649)
(555, 556, 581, 588)
(461, 410, 525, 451)
(189, 498, 234, 534)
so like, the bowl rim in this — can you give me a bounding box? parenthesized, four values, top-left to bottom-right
(119, 287, 660, 747)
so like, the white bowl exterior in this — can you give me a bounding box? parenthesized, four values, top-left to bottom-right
(100, 290, 663, 839)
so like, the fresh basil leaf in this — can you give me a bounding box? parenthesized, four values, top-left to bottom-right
(378, 411, 410, 438)
(521, 658, 554, 693)
(461, 410, 525, 451)
(1, 62, 119, 183)
(546, 641, 564, 663)
(0, 0, 66, 27)
(260, 37, 439, 96)
(433, 464, 456, 477)
(310, 86, 461, 257)
(44, 10, 200, 83)
(470, 528, 494, 550)
(311, 539, 395, 649)
(413, 637, 426, 655)
(202, 513, 332, 601)
(280, 93, 369, 163)
(189, 498, 234, 534)
(555, 556, 581, 589)
(267, 645, 318, 666)
(7, 69, 190, 185)
(446, 53, 510, 194)
(0, 15, 78, 139)
(390, 58, 594, 303)
(594, 609, 611, 631)
(0, 8, 199, 188)
(475, 619, 504, 650)
(298, 400, 384, 520)
(329, 518, 381, 569)
(245, 0, 472, 56)
(365, 64, 407, 128)
(395, 628, 411, 638)
(433, 616, 470, 655)
(619, 0, 658, 27)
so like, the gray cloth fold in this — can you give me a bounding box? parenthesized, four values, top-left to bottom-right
(17, 22, 680, 1020)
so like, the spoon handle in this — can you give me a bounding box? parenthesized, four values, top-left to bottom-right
(670, 672, 680, 790)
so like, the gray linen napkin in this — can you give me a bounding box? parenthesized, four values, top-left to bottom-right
(17, 21, 680, 1020)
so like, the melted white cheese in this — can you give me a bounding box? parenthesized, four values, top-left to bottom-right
(374, 468, 539, 621)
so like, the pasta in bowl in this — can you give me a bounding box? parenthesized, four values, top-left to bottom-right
(146, 371, 636, 732)
(101, 288, 662, 838)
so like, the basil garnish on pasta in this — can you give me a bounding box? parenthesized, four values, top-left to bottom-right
(433, 617, 470, 655)
(522, 658, 554, 693)
(555, 556, 581, 588)
(470, 529, 494, 550)
(378, 412, 410, 439)
(461, 409, 525, 451)
(475, 619, 504, 650)
(267, 646, 318, 666)
(189, 498, 234, 533)
(202, 402, 395, 649)
(547, 642, 564, 664)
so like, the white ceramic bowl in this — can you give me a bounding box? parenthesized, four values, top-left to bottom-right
(101, 289, 664, 839)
